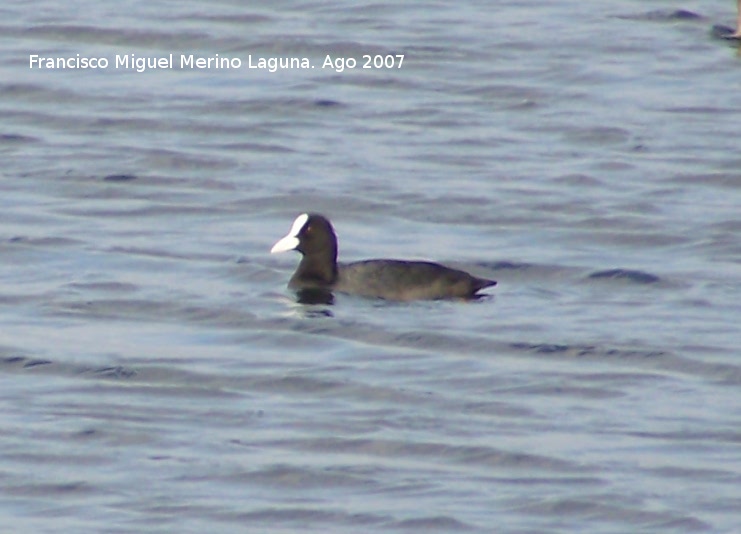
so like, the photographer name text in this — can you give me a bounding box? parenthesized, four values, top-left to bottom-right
(28, 53, 405, 73)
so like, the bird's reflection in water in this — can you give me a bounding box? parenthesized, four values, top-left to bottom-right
(296, 288, 335, 306)
(294, 288, 335, 317)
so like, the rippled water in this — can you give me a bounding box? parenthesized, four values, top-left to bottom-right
(1, 1, 740, 532)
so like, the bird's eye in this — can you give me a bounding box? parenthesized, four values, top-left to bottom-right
(304, 225, 312, 235)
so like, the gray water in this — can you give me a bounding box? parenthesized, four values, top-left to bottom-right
(1, 0, 740, 532)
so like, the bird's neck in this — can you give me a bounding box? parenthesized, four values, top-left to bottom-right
(295, 251, 338, 286)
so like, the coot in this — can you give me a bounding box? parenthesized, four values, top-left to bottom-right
(270, 213, 496, 301)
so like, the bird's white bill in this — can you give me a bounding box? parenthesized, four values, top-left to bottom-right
(270, 213, 309, 254)
(270, 213, 308, 253)
(270, 234, 299, 253)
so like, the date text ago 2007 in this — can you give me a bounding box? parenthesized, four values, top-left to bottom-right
(322, 54, 404, 73)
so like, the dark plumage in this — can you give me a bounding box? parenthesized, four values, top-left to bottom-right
(270, 213, 496, 301)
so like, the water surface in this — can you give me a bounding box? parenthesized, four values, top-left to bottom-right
(1, 1, 740, 532)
